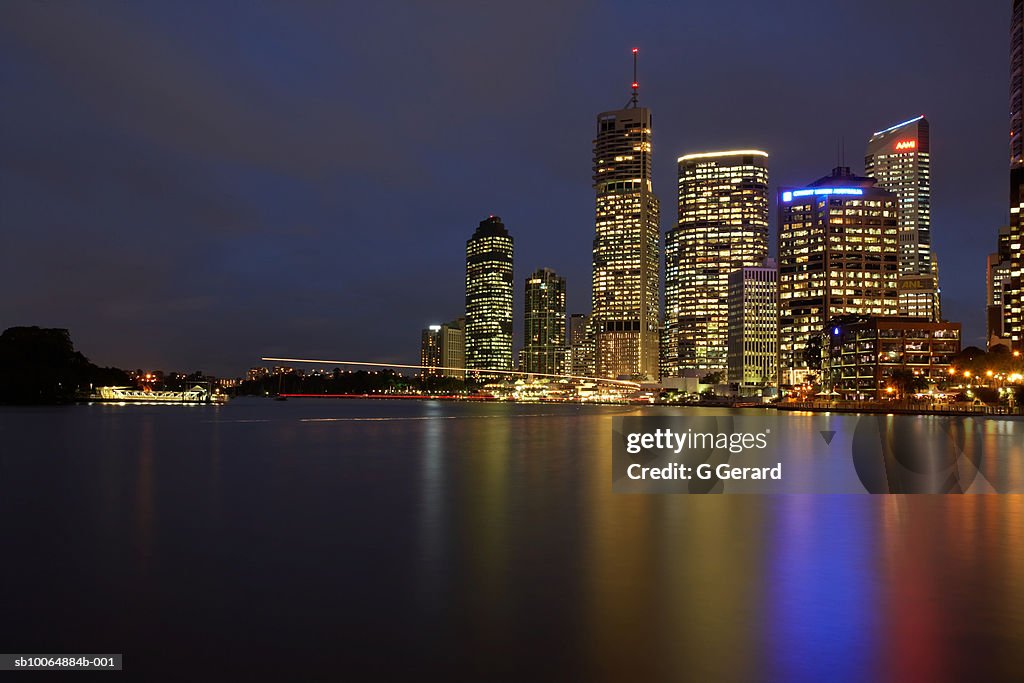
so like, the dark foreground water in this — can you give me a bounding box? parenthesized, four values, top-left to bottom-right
(1, 399, 1023, 680)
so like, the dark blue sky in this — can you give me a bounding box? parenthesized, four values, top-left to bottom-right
(0, 1, 1011, 374)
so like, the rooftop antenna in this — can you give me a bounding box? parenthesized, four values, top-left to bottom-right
(627, 47, 639, 108)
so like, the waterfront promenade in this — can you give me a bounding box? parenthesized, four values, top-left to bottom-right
(777, 399, 1022, 416)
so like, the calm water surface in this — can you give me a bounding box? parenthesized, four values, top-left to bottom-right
(1, 399, 1022, 680)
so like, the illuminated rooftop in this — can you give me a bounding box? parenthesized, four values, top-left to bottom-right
(677, 150, 769, 163)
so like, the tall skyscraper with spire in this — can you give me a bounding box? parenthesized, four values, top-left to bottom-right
(590, 48, 660, 380)
(1004, 0, 1024, 350)
(865, 115, 940, 321)
(465, 216, 514, 373)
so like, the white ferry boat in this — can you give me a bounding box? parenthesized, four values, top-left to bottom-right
(90, 385, 228, 404)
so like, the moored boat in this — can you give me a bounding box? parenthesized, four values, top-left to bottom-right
(89, 385, 228, 404)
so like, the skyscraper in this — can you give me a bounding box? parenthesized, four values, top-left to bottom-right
(778, 167, 899, 386)
(441, 318, 466, 379)
(567, 313, 594, 377)
(988, 226, 1014, 347)
(1005, 0, 1024, 350)
(865, 115, 939, 320)
(1013, 0, 1023, 167)
(419, 318, 466, 379)
(727, 259, 778, 391)
(590, 49, 660, 380)
(420, 324, 443, 379)
(522, 268, 567, 375)
(465, 216, 514, 373)
(664, 150, 769, 378)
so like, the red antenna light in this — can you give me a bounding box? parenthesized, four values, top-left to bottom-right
(628, 48, 639, 107)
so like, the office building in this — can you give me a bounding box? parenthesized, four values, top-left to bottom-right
(420, 325, 443, 378)
(465, 216, 514, 374)
(420, 319, 466, 379)
(591, 50, 660, 380)
(1005, 0, 1024, 349)
(522, 268, 567, 375)
(665, 150, 770, 377)
(865, 115, 939, 320)
(441, 318, 466, 379)
(989, 226, 1015, 347)
(727, 259, 778, 391)
(823, 316, 961, 400)
(778, 166, 899, 386)
(567, 313, 594, 377)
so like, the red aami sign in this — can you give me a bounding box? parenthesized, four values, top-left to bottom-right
(894, 139, 917, 151)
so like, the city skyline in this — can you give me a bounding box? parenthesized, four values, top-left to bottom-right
(0, 2, 1013, 374)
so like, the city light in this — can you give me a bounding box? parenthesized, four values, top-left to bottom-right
(872, 114, 926, 137)
(677, 150, 769, 162)
(781, 188, 864, 202)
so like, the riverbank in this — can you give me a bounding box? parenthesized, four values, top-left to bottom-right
(775, 401, 1023, 417)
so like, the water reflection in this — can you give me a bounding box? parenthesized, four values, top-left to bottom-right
(1, 401, 1022, 678)
(135, 415, 156, 570)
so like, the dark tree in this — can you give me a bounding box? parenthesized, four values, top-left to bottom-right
(700, 371, 725, 385)
(0, 326, 129, 404)
(803, 335, 823, 371)
(886, 369, 927, 398)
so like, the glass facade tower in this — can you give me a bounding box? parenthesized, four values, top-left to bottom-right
(778, 167, 900, 386)
(591, 104, 660, 380)
(865, 115, 939, 321)
(664, 150, 769, 378)
(522, 268, 567, 375)
(465, 216, 514, 373)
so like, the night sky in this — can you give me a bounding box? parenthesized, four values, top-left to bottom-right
(0, 1, 1011, 375)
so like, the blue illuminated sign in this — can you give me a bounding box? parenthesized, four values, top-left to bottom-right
(781, 188, 864, 202)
